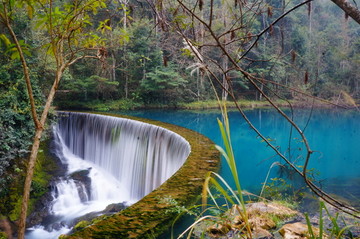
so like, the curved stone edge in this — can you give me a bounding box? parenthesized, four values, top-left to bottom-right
(62, 112, 220, 239)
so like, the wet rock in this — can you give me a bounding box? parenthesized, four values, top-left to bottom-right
(231, 202, 299, 230)
(103, 202, 127, 213)
(26, 189, 55, 227)
(26, 143, 68, 229)
(249, 215, 276, 230)
(69, 169, 92, 200)
(279, 222, 308, 239)
(207, 223, 232, 237)
(252, 227, 274, 239)
(69, 169, 91, 182)
(246, 202, 299, 219)
(48, 221, 66, 231)
(279, 222, 326, 239)
(194, 202, 301, 239)
(71, 202, 128, 227)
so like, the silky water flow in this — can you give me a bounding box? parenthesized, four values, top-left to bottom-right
(26, 112, 190, 239)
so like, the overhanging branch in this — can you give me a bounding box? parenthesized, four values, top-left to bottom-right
(331, 0, 360, 24)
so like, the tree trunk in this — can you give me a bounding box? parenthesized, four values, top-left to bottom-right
(111, 51, 116, 81)
(124, 45, 129, 99)
(17, 129, 43, 239)
(331, 0, 360, 24)
(18, 68, 64, 239)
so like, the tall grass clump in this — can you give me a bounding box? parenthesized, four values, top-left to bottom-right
(175, 102, 253, 238)
(305, 201, 357, 239)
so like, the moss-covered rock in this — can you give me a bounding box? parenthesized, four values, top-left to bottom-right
(1, 135, 61, 232)
(74, 221, 91, 231)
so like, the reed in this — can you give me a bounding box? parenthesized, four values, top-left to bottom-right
(305, 201, 356, 239)
(177, 102, 253, 238)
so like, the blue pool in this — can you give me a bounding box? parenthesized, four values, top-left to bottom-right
(117, 108, 360, 204)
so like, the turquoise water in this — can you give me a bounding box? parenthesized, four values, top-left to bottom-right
(117, 109, 360, 201)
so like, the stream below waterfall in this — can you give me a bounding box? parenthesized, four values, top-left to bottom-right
(26, 122, 131, 238)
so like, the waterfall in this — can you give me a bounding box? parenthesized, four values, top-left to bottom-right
(26, 112, 190, 238)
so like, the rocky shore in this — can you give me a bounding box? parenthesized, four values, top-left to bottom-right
(193, 201, 359, 239)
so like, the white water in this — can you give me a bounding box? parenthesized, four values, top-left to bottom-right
(26, 112, 190, 238)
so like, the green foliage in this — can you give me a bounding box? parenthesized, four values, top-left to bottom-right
(33, 0, 108, 53)
(4, 41, 31, 60)
(159, 196, 196, 216)
(3, 139, 58, 221)
(142, 65, 186, 91)
(0, 34, 11, 50)
(141, 64, 187, 104)
(8, 197, 22, 221)
(2, 0, 360, 112)
(0, 231, 7, 239)
(261, 177, 301, 202)
(0, 60, 43, 186)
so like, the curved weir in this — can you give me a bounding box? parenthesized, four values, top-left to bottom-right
(55, 112, 220, 239)
(56, 112, 190, 202)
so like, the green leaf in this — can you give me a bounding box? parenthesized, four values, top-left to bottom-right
(0, 34, 11, 47)
(27, 5, 34, 19)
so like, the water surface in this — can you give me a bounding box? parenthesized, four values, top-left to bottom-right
(118, 108, 360, 203)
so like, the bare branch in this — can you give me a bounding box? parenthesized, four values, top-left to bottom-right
(238, 0, 314, 62)
(331, 0, 360, 24)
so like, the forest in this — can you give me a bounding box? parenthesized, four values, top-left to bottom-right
(0, 0, 359, 238)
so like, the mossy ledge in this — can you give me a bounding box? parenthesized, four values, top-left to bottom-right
(61, 112, 220, 239)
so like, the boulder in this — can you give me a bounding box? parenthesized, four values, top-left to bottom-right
(252, 227, 274, 239)
(279, 222, 327, 239)
(68, 169, 92, 201)
(207, 223, 232, 237)
(103, 202, 127, 213)
(246, 202, 299, 219)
